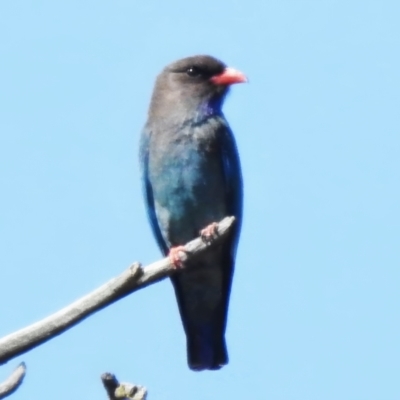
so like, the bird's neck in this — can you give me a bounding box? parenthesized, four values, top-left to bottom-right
(196, 96, 223, 121)
(148, 95, 224, 128)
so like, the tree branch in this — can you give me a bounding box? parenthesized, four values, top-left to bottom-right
(101, 373, 147, 400)
(0, 363, 26, 399)
(0, 216, 235, 365)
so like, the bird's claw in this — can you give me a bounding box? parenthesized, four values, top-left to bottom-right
(168, 246, 186, 269)
(200, 222, 219, 244)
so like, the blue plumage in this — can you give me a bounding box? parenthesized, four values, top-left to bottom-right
(140, 55, 245, 370)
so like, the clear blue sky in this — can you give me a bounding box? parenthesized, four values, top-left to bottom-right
(1, 1, 399, 399)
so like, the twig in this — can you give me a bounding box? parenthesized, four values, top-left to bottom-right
(0, 216, 235, 365)
(0, 363, 26, 399)
(101, 373, 147, 400)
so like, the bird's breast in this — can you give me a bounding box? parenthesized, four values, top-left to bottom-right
(148, 121, 228, 245)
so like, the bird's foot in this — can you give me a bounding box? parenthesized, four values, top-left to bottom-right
(168, 246, 186, 269)
(200, 222, 219, 244)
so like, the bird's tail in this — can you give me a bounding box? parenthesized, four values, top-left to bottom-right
(187, 325, 228, 371)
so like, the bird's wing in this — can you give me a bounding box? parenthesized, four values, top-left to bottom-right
(219, 124, 243, 236)
(182, 124, 243, 370)
(139, 127, 169, 255)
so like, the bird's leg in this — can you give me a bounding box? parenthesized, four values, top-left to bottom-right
(200, 222, 219, 244)
(168, 246, 186, 269)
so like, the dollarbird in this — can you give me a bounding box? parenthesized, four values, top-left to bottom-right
(139, 55, 245, 371)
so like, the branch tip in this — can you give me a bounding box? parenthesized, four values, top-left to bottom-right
(0, 362, 27, 399)
(101, 373, 147, 400)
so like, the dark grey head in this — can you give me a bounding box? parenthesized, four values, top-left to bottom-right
(148, 55, 247, 123)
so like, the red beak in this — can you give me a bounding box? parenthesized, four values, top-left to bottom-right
(210, 67, 248, 86)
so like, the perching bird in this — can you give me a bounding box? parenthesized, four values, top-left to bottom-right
(140, 55, 245, 371)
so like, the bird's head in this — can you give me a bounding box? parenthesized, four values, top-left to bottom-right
(148, 55, 247, 123)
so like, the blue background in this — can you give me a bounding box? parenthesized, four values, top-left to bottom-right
(0, 1, 399, 399)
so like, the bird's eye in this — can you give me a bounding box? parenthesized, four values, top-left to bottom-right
(186, 66, 202, 77)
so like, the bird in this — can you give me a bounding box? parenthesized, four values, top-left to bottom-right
(139, 55, 245, 371)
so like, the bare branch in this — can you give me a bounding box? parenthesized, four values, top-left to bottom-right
(0, 216, 235, 365)
(101, 373, 147, 400)
(0, 363, 26, 399)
